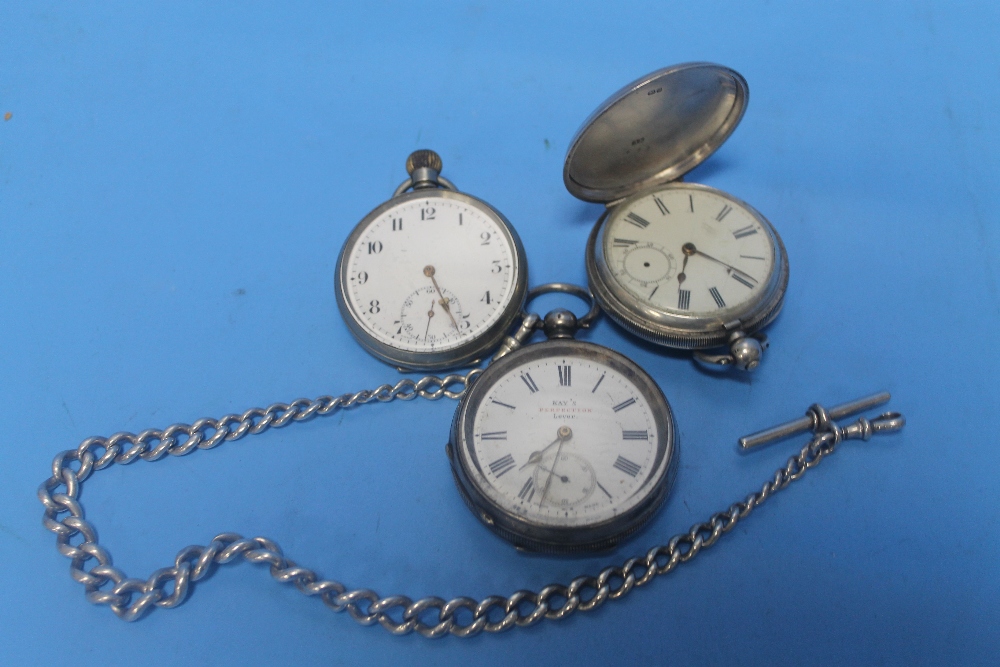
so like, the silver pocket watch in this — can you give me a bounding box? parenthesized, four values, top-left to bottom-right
(336, 150, 528, 371)
(564, 63, 789, 371)
(448, 284, 678, 553)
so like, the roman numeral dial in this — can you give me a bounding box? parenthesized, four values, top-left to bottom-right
(464, 352, 672, 538)
(601, 186, 776, 317)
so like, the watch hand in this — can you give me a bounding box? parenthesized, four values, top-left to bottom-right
(682, 243, 757, 283)
(677, 252, 689, 289)
(423, 265, 461, 331)
(519, 446, 552, 470)
(539, 426, 572, 507)
(535, 465, 569, 483)
(423, 300, 435, 339)
(437, 297, 460, 329)
(519, 425, 572, 470)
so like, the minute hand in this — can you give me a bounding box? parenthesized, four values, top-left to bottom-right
(693, 249, 757, 283)
(423, 265, 461, 330)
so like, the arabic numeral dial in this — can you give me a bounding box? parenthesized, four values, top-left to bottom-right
(343, 196, 517, 354)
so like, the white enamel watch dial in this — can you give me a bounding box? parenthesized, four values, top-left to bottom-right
(450, 338, 677, 553)
(587, 183, 787, 367)
(602, 184, 776, 317)
(342, 197, 516, 350)
(336, 152, 527, 371)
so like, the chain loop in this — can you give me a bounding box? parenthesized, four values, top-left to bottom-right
(41, 376, 853, 637)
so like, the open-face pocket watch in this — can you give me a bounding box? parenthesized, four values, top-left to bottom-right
(564, 63, 789, 371)
(447, 284, 678, 553)
(336, 150, 528, 371)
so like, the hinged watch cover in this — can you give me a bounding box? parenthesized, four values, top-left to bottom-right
(563, 62, 748, 203)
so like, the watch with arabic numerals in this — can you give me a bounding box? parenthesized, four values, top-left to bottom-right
(336, 149, 528, 371)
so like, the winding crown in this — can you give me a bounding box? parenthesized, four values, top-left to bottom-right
(406, 149, 443, 175)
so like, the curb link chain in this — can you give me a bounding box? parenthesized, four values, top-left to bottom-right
(40, 382, 852, 638)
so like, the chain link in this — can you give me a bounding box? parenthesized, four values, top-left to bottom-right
(40, 375, 850, 637)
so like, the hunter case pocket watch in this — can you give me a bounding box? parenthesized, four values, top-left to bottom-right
(336, 150, 528, 371)
(564, 63, 789, 371)
(447, 284, 678, 553)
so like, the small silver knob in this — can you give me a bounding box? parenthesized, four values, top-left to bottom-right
(730, 336, 763, 371)
(543, 308, 579, 340)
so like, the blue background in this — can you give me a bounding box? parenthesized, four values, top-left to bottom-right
(2, 2, 998, 665)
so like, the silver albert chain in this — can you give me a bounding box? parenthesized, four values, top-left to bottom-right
(39, 360, 903, 637)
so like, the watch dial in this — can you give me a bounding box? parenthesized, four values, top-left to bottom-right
(602, 185, 775, 316)
(467, 352, 669, 528)
(343, 196, 517, 353)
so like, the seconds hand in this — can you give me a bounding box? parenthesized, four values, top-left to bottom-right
(535, 464, 569, 483)
(423, 300, 435, 339)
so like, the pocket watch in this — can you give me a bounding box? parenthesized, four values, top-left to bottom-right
(336, 150, 528, 371)
(564, 63, 789, 371)
(447, 284, 678, 553)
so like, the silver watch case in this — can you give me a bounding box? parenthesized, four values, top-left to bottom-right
(447, 338, 678, 553)
(335, 188, 528, 372)
(563, 63, 788, 351)
(587, 183, 789, 350)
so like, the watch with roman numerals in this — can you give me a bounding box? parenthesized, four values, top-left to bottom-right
(336, 150, 528, 371)
(448, 284, 678, 553)
(564, 63, 790, 371)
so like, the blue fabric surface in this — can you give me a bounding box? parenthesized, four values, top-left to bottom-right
(2, 1, 998, 664)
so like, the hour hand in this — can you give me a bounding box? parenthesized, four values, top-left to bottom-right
(519, 449, 545, 470)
